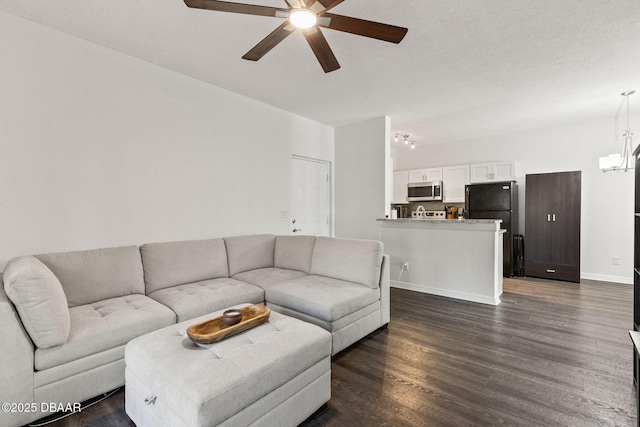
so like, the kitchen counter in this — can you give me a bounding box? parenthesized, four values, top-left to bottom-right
(377, 218, 504, 305)
(378, 218, 502, 224)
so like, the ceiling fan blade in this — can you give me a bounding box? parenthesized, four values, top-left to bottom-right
(305, 0, 344, 15)
(284, 0, 302, 8)
(242, 22, 294, 61)
(321, 13, 408, 43)
(303, 28, 340, 73)
(184, 0, 286, 17)
(315, 0, 344, 13)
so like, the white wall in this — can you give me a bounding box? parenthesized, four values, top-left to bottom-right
(335, 116, 390, 240)
(0, 12, 333, 269)
(395, 117, 636, 283)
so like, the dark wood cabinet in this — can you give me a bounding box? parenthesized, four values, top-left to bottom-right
(524, 171, 581, 282)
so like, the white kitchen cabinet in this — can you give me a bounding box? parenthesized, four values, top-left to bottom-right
(425, 168, 443, 182)
(469, 161, 516, 183)
(392, 171, 409, 203)
(407, 167, 443, 183)
(469, 163, 492, 182)
(442, 164, 469, 203)
(408, 169, 425, 183)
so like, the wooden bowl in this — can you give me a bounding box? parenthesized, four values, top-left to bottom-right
(187, 305, 271, 345)
(222, 309, 243, 326)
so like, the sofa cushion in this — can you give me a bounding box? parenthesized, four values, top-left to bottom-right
(310, 237, 383, 289)
(267, 300, 380, 333)
(274, 236, 316, 274)
(224, 234, 276, 276)
(3, 256, 70, 349)
(35, 294, 176, 371)
(35, 246, 145, 307)
(232, 267, 307, 290)
(148, 278, 264, 322)
(140, 238, 229, 294)
(265, 275, 380, 322)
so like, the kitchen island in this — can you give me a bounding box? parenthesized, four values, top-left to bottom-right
(377, 218, 504, 305)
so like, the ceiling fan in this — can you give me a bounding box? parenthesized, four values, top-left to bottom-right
(183, 0, 408, 73)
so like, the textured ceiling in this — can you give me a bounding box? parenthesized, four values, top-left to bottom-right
(2, 0, 639, 146)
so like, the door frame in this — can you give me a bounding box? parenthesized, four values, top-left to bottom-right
(291, 155, 333, 236)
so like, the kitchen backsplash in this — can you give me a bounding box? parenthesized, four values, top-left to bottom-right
(390, 201, 466, 218)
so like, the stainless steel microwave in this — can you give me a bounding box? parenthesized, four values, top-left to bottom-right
(407, 181, 442, 201)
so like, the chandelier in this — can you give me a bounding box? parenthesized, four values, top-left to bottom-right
(599, 90, 635, 172)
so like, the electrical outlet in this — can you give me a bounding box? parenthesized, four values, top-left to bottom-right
(402, 261, 410, 271)
(612, 256, 621, 265)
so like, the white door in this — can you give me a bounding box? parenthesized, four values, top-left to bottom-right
(291, 157, 330, 236)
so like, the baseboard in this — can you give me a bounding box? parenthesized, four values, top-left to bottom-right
(391, 281, 501, 305)
(580, 272, 633, 285)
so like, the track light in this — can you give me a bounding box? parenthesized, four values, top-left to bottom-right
(394, 133, 415, 148)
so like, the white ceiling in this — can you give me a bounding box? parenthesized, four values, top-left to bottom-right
(2, 0, 640, 146)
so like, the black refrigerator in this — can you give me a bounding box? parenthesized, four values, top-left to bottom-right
(465, 181, 518, 277)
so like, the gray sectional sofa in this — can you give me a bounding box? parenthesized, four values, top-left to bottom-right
(0, 234, 389, 427)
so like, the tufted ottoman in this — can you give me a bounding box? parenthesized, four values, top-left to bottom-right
(124, 304, 332, 427)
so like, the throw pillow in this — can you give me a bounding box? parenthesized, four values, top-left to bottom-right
(3, 256, 70, 349)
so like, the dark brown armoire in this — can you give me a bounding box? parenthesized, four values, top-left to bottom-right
(524, 171, 581, 282)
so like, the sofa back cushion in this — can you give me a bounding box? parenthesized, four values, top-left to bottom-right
(274, 235, 316, 274)
(140, 238, 229, 294)
(310, 237, 383, 289)
(225, 234, 276, 277)
(35, 246, 145, 307)
(3, 256, 70, 348)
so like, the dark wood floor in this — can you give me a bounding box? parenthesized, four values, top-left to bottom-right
(38, 277, 636, 427)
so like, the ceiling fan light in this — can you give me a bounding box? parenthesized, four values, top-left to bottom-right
(289, 9, 317, 29)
